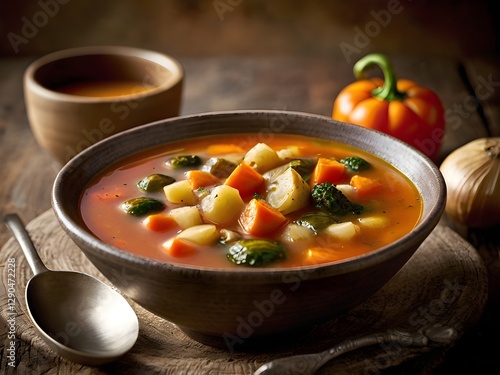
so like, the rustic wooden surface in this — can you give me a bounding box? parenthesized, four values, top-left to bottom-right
(0, 210, 488, 374)
(1, 55, 500, 373)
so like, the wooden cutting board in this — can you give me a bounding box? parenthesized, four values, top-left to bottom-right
(0, 209, 488, 375)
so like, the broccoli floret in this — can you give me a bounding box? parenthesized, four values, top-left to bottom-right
(311, 182, 363, 215)
(340, 156, 371, 172)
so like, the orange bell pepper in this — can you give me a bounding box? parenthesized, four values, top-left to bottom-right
(332, 53, 445, 160)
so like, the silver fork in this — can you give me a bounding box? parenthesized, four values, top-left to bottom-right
(254, 326, 457, 375)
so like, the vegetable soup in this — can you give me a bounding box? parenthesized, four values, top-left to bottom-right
(80, 134, 422, 268)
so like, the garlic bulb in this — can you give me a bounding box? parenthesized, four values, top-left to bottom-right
(440, 137, 500, 228)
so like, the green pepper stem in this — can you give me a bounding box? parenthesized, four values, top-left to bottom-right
(353, 53, 406, 101)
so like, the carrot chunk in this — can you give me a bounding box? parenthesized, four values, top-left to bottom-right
(304, 247, 345, 265)
(310, 158, 346, 186)
(186, 170, 221, 189)
(224, 162, 264, 198)
(144, 214, 179, 232)
(162, 237, 198, 257)
(350, 175, 383, 197)
(114, 240, 127, 248)
(206, 144, 244, 155)
(240, 198, 287, 235)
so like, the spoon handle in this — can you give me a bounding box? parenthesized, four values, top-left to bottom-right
(4, 213, 49, 275)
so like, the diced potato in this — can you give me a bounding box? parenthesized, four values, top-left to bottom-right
(193, 186, 210, 201)
(281, 223, 315, 243)
(277, 146, 302, 160)
(200, 185, 245, 225)
(335, 184, 357, 201)
(177, 224, 220, 246)
(164, 180, 196, 205)
(262, 164, 289, 182)
(357, 216, 390, 229)
(323, 222, 360, 241)
(266, 167, 310, 215)
(169, 206, 202, 229)
(243, 143, 282, 173)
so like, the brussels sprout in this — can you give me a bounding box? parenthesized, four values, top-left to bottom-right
(167, 155, 202, 169)
(227, 239, 286, 267)
(202, 157, 237, 178)
(295, 212, 337, 233)
(339, 156, 371, 172)
(137, 174, 175, 192)
(121, 197, 165, 216)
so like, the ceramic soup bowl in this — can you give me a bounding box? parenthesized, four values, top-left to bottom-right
(52, 110, 446, 350)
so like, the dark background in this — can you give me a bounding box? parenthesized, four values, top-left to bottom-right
(1, 0, 498, 60)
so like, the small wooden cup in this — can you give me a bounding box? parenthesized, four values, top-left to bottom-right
(24, 46, 184, 164)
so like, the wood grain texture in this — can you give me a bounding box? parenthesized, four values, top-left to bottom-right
(0, 210, 487, 374)
(463, 56, 500, 137)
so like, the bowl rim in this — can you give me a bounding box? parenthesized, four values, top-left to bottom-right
(24, 45, 184, 104)
(52, 110, 446, 279)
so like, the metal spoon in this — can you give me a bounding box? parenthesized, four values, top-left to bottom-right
(254, 326, 457, 375)
(4, 213, 139, 366)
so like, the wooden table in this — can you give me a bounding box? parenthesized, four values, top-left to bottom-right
(1, 55, 499, 374)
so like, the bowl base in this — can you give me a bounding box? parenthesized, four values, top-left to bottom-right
(178, 324, 318, 352)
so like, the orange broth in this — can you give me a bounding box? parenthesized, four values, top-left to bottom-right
(80, 134, 422, 268)
(55, 80, 151, 97)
